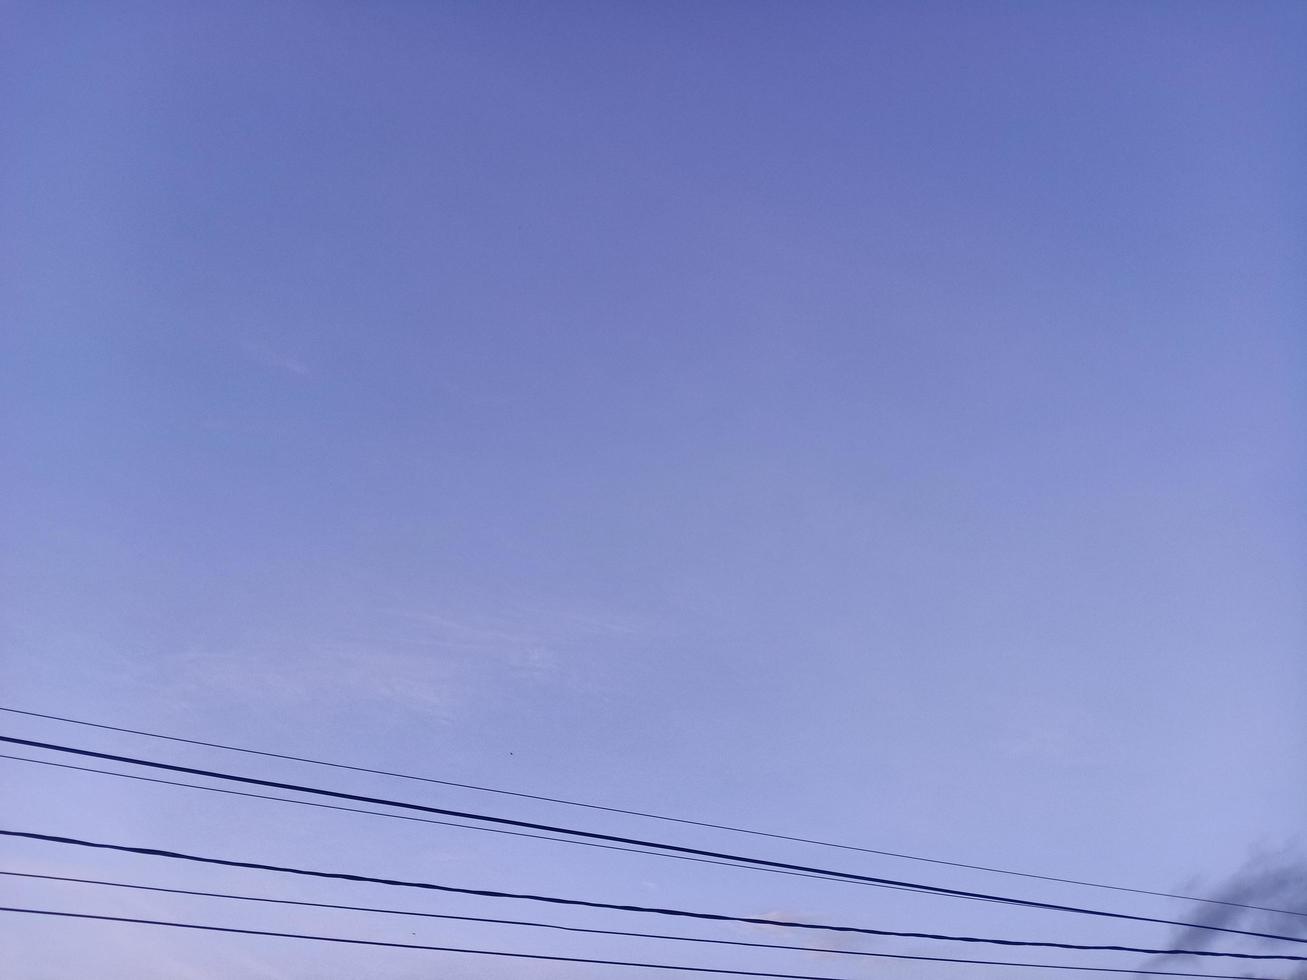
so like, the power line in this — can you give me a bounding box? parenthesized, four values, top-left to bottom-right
(0, 829, 1083, 943)
(8, 830, 1307, 953)
(4, 732, 1303, 944)
(6, 869, 1304, 964)
(2, 704, 1288, 919)
(0, 753, 928, 895)
(0, 906, 1286, 980)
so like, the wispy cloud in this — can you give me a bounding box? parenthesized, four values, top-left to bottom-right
(160, 642, 465, 721)
(240, 339, 313, 377)
(146, 600, 646, 726)
(386, 601, 646, 685)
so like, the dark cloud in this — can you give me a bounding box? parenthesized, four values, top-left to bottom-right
(1142, 850, 1307, 980)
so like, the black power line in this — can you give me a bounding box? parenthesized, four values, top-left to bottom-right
(6, 869, 1304, 964)
(3, 732, 1303, 945)
(8, 830, 1307, 954)
(0, 829, 1086, 943)
(3, 704, 1291, 919)
(0, 906, 1286, 980)
(0, 753, 928, 895)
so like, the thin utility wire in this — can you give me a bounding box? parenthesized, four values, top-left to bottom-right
(3, 733, 1304, 944)
(3, 704, 1290, 919)
(0, 752, 923, 894)
(7, 830, 1307, 951)
(5, 869, 1304, 963)
(0, 906, 1287, 979)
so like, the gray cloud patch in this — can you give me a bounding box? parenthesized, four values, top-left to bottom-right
(1144, 851, 1307, 979)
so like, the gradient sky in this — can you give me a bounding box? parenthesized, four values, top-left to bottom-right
(2, 3, 1305, 978)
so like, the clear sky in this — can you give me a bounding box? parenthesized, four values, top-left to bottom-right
(2, 2, 1304, 978)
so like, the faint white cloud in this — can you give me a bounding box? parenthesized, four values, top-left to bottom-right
(149, 600, 646, 724)
(387, 601, 645, 685)
(161, 643, 465, 721)
(240, 339, 313, 377)
(995, 702, 1117, 770)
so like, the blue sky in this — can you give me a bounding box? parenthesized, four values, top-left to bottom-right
(2, 3, 1305, 978)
